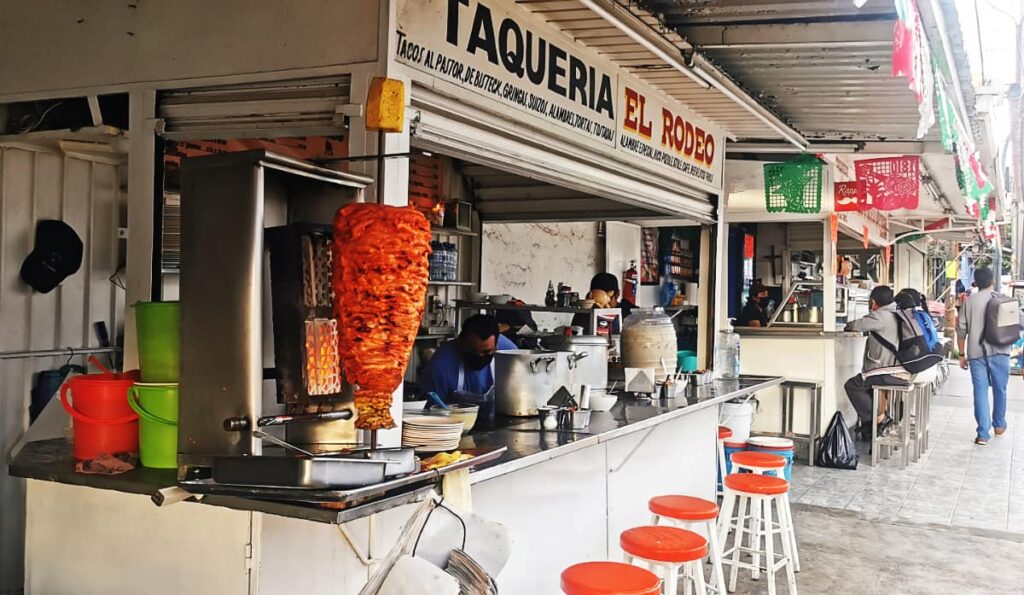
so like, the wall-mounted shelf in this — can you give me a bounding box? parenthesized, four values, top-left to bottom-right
(430, 228, 478, 237)
(414, 333, 455, 341)
(428, 281, 475, 287)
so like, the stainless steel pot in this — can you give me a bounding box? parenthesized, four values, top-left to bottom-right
(798, 306, 822, 323)
(494, 349, 572, 416)
(540, 335, 610, 394)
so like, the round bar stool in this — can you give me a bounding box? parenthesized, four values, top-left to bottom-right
(730, 451, 801, 573)
(717, 426, 734, 497)
(562, 561, 661, 595)
(648, 495, 726, 594)
(621, 526, 710, 595)
(717, 474, 797, 595)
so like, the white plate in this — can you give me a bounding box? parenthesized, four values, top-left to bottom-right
(404, 416, 464, 427)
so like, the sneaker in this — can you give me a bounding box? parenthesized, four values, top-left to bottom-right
(995, 427, 1007, 437)
(878, 415, 895, 436)
(975, 437, 989, 446)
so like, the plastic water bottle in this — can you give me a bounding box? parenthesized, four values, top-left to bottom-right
(715, 325, 741, 380)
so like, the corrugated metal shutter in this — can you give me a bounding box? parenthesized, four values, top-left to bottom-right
(0, 147, 124, 594)
(158, 76, 351, 140)
(410, 86, 716, 223)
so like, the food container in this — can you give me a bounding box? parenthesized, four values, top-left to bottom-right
(422, 403, 480, 434)
(489, 294, 512, 305)
(540, 334, 610, 396)
(587, 392, 617, 412)
(557, 409, 591, 431)
(347, 447, 417, 477)
(494, 350, 572, 416)
(621, 308, 678, 382)
(212, 455, 388, 489)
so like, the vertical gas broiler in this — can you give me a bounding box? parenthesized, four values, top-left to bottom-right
(178, 150, 372, 470)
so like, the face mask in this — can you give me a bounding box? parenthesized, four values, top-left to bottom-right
(463, 352, 494, 371)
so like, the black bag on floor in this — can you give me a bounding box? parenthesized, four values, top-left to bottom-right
(815, 411, 859, 470)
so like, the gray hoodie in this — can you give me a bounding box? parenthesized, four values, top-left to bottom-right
(845, 302, 901, 372)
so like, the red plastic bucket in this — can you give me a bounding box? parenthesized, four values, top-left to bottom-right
(60, 367, 139, 460)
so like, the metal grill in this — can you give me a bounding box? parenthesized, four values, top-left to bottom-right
(304, 318, 342, 396)
(301, 234, 334, 308)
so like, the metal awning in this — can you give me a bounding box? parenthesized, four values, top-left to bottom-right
(516, 0, 807, 144)
(641, 0, 928, 142)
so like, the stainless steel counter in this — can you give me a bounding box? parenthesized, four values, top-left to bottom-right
(735, 327, 866, 339)
(462, 375, 784, 483)
(9, 375, 782, 523)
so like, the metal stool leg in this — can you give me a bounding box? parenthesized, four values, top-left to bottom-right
(871, 388, 881, 466)
(763, 497, 777, 595)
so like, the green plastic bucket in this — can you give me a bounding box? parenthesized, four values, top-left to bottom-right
(127, 384, 178, 469)
(134, 301, 180, 383)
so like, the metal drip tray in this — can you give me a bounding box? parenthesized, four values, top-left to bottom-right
(212, 455, 388, 489)
(182, 447, 507, 504)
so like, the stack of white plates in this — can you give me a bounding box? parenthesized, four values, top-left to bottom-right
(402, 415, 464, 453)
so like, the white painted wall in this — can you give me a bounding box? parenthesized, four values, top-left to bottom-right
(481, 223, 601, 330)
(0, 0, 381, 98)
(25, 481, 252, 595)
(473, 407, 717, 593)
(0, 147, 125, 594)
(895, 243, 927, 293)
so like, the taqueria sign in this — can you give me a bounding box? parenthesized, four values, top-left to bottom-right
(395, 0, 724, 193)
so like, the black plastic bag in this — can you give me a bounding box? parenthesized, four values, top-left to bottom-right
(815, 411, 859, 469)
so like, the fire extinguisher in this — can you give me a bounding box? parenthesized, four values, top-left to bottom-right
(623, 260, 639, 304)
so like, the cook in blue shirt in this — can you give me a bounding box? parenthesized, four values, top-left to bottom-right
(419, 314, 517, 399)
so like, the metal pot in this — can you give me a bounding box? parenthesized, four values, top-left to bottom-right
(539, 335, 610, 394)
(494, 350, 572, 416)
(798, 306, 821, 323)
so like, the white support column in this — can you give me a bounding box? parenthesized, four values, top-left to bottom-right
(710, 193, 729, 368)
(822, 220, 837, 332)
(123, 88, 157, 369)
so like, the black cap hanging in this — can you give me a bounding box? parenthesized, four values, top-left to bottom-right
(20, 220, 83, 293)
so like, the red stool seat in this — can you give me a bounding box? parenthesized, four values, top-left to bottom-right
(718, 425, 733, 440)
(730, 451, 786, 469)
(561, 561, 661, 595)
(649, 495, 719, 521)
(621, 526, 708, 563)
(724, 473, 789, 495)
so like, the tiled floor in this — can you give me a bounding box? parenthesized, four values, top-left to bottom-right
(791, 367, 1024, 534)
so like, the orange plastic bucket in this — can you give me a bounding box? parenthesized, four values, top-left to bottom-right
(60, 366, 139, 460)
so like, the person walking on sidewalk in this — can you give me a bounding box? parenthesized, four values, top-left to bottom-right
(957, 267, 1021, 445)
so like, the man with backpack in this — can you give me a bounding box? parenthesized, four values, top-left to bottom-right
(844, 286, 909, 440)
(956, 267, 1023, 445)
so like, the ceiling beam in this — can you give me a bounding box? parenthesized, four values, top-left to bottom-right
(680, 21, 893, 48)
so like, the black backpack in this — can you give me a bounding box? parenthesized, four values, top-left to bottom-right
(983, 293, 1021, 348)
(871, 310, 943, 373)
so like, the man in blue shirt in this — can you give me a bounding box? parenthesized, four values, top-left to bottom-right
(419, 314, 517, 399)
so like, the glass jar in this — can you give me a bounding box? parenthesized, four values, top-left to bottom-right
(621, 308, 678, 381)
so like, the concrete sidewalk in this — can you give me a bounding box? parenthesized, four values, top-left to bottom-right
(730, 506, 1024, 595)
(790, 366, 1024, 534)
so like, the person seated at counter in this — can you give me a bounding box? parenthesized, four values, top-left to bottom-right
(736, 282, 770, 327)
(418, 314, 517, 399)
(571, 272, 636, 332)
(843, 286, 908, 440)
